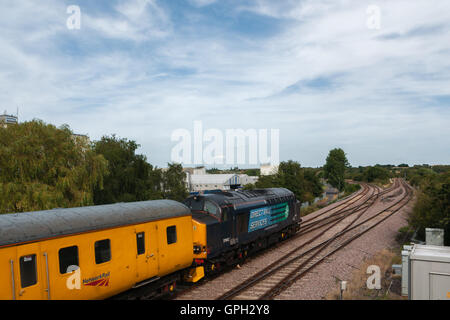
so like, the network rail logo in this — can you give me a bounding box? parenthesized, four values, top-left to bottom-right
(66, 266, 110, 290)
(83, 272, 111, 287)
(171, 120, 280, 166)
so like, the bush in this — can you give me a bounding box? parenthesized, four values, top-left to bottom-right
(408, 172, 450, 245)
(396, 226, 414, 245)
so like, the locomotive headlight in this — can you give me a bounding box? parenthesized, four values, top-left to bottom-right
(193, 245, 202, 254)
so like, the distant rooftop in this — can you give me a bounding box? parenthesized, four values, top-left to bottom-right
(0, 112, 18, 126)
(190, 174, 239, 185)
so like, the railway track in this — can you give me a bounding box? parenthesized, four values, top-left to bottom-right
(215, 179, 412, 300)
(172, 182, 377, 299)
(300, 182, 371, 224)
(299, 179, 398, 230)
(298, 179, 399, 237)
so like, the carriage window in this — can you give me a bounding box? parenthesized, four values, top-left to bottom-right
(167, 226, 177, 244)
(59, 246, 79, 274)
(136, 232, 145, 255)
(95, 239, 111, 264)
(20, 255, 37, 288)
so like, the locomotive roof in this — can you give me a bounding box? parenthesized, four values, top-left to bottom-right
(0, 200, 191, 247)
(188, 188, 295, 207)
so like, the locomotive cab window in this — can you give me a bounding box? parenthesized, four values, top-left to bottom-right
(59, 246, 79, 274)
(95, 239, 111, 264)
(204, 200, 220, 220)
(19, 254, 37, 288)
(167, 226, 177, 244)
(136, 232, 145, 255)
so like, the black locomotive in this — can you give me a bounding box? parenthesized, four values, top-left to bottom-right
(183, 188, 301, 273)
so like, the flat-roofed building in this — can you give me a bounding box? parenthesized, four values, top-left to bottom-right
(0, 112, 18, 128)
(189, 174, 241, 192)
(260, 163, 279, 176)
(239, 174, 259, 186)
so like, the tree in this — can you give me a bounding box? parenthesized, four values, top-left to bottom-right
(409, 172, 450, 245)
(162, 163, 188, 202)
(93, 135, 161, 204)
(323, 148, 349, 191)
(244, 168, 260, 176)
(364, 166, 390, 183)
(304, 168, 324, 200)
(254, 160, 323, 203)
(277, 160, 307, 201)
(0, 120, 108, 213)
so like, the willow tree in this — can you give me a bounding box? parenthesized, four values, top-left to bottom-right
(0, 120, 108, 213)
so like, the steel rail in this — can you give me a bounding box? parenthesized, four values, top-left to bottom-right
(217, 183, 383, 300)
(260, 180, 413, 299)
(217, 179, 411, 300)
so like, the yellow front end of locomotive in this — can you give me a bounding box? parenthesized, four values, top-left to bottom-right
(191, 218, 208, 259)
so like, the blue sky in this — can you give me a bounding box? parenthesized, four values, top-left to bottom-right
(0, 0, 449, 168)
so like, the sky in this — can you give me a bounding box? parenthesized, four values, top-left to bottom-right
(0, 0, 449, 168)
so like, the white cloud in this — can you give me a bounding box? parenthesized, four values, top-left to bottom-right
(0, 0, 449, 166)
(82, 0, 171, 41)
(187, 0, 217, 8)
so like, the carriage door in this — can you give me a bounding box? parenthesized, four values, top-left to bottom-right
(221, 207, 235, 248)
(135, 225, 159, 284)
(15, 243, 43, 300)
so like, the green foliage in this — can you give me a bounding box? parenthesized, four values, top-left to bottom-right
(346, 165, 392, 185)
(323, 148, 349, 191)
(0, 120, 108, 213)
(364, 166, 391, 183)
(92, 135, 162, 204)
(206, 167, 260, 176)
(91, 137, 189, 205)
(408, 172, 450, 245)
(243, 168, 260, 176)
(343, 183, 361, 196)
(254, 174, 279, 188)
(242, 183, 255, 190)
(404, 167, 437, 187)
(396, 226, 415, 245)
(206, 168, 221, 174)
(254, 160, 323, 203)
(161, 163, 188, 202)
(431, 165, 450, 174)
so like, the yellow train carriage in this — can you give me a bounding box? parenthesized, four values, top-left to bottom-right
(0, 200, 195, 300)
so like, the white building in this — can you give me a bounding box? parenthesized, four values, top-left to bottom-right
(188, 174, 241, 192)
(260, 163, 279, 176)
(239, 174, 259, 186)
(0, 112, 18, 128)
